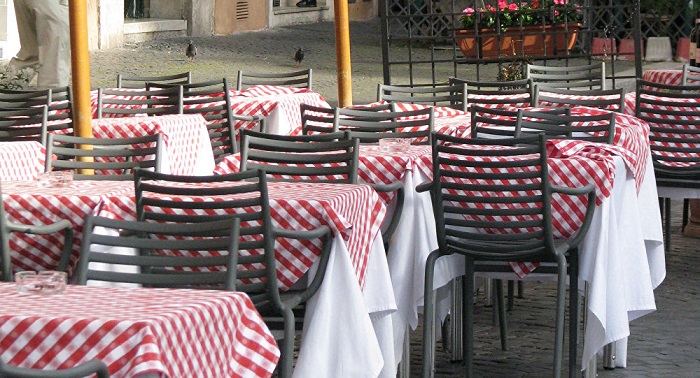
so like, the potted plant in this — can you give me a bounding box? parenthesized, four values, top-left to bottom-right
(456, 0, 584, 59)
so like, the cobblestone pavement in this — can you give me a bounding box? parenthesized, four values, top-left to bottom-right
(89, 18, 700, 377)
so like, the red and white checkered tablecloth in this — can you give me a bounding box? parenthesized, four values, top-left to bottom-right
(0, 142, 45, 181)
(2, 180, 384, 290)
(0, 283, 279, 378)
(90, 114, 211, 175)
(532, 90, 624, 112)
(642, 69, 683, 86)
(467, 92, 532, 108)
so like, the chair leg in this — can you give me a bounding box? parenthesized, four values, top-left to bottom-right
(663, 198, 671, 252)
(507, 280, 514, 311)
(422, 250, 442, 378)
(464, 261, 475, 377)
(517, 281, 524, 299)
(278, 308, 295, 378)
(494, 279, 508, 351)
(568, 250, 580, 378)
(553, 254, 567, 378)
(682, 199, 690, 232)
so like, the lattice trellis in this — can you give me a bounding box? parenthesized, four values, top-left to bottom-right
(380, 0, 687, 86)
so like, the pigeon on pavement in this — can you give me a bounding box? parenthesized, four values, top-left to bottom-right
(294, 47, 304, 67)
(186, 40, 197, 62)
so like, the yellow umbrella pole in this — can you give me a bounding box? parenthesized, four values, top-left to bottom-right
(334, 0, 353, 107)
(68, 0, 93, 173)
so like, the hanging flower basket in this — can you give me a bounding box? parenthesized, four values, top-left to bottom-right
(456, 23, 581, 59)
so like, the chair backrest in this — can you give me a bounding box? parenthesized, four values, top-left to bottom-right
(428, 132, 556, 260)
(0, 106, 48, 144)
(45, 133, 163, 180)
(681, 64, 700, 85)
(133, 169, 284, 306)
(450, 77, 533, 108)
(0, 87, 73, 135)
(532, 85, 625, 112)
(300, 103, 336, 135)
(333, 105, 435, 144)
(0, 357, 110, 378)
(635, 78, 700, 180)
(76, 214, 240, 289)
(96, 87, 184, 118)
(117, 71, 192, 89)
(236, 69, 313, 90)
(470, 105, 520, 139)
(526, 62, 606, 90)
(515, 108, 615, 144)
(0, 182, 11, 282)
(376, 83, 468, 111)
(159, 78, 239, 162)
(239, 129, 359, 184)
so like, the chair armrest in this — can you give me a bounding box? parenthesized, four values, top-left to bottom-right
(2, 358, 110, 378)
(231, 113, 267, 133)
(365, 181, 404, 248)
(6, 219, 74, 272)
(415, 181, 433, 193)
(273, 225, 333, 304)
(551, 183, 596, 248)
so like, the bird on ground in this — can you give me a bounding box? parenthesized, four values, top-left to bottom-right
(186, 40, 197, 62)
(294, 47, 304, 67)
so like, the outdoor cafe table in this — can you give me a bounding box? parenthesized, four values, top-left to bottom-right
(0, 141, 45, 181)
(0, 282, 280, 377)
(213, 102, 665, 373)
(0, 179, 398, 378)
(89, 114, 215, 175)
(642, 68, 683, 86)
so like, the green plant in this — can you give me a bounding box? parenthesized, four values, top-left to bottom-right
(0, 65, 38, 90)
(460, 0, 583, 32)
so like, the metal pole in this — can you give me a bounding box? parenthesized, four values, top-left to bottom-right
(68, 0, 92, 139)
(334, 0, 353, 107)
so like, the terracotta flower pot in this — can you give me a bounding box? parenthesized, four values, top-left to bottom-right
(455, 23, 581, 59)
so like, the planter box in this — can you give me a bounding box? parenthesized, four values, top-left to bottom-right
(455, 23, 581, 59)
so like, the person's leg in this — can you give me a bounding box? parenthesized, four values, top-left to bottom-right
(29, 0, 71, 88)
(8, 0, 40, 71)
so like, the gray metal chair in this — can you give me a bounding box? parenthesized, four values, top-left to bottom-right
(299, 103, 336, 135)
(0, 105, 48, 144)
(132, 168, 332, 378)
(635, 78, 700, 252)
(0, 358, 109, 378)
(96, 87, 184, 118)
(681, 63, 700, 85)
(532, 85, 626, 112)
(418, 133, 595, 378)
(470, 105, 520, 139)
(0, 182, 74, 281)
(153, 78, 265, 160)
(236, 69, 313, 90)
(44, 133, 163, 180)
(526, 62, 606, 90)
(516, 108, 616, 144)
(238, 128, 403, 249)
(332, 105, 435, 144)
(449, 77, 533, 109)
(0, 86, 73, 136)
(116, 71, 192, 89)
(376, 82, 468, 111)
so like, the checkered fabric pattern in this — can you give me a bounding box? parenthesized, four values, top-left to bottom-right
(642, 69, 682, 86)
(0, 283, 280, 378)
(90, 114, 209, 175)
(0, 142, 45, 181)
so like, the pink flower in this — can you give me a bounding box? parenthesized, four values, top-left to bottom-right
(531, 0, 539, 8)
(498, 0, 508, 9)
(554, 0, 568, 5)
(463, 7, 475, 15)
(554, 10, 560, 16)
(508, 3, 518, 10)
